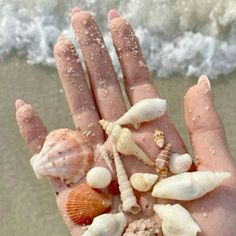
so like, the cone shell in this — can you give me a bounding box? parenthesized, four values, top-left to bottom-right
(115, 98, 167, 129)
(30, 129, 93, 183)
(83, 212, 127, 236)
(113, 146, 141, 214)
(152, 171, 231, 200)
(130, 173, 158, 192)
(86, 167, 112, 189)
(153, 129, 164, 148)
(99, 120, 154, 166)
(169, 153, 193, 174)
(66, 183, 112, 225)
(154, 204, 201, 236)
(155, 143, 172, 177)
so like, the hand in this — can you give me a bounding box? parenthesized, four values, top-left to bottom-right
(15, 8, 236, 236)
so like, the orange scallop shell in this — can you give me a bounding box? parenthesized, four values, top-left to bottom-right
(66, 183, 112, 225)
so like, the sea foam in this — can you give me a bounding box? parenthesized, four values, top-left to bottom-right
(1, 0, 236, 78)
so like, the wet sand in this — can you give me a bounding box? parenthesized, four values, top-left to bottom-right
(0, 56, 235, 236)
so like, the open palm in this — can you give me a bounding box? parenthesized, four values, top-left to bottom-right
(16, 8, 236, 236)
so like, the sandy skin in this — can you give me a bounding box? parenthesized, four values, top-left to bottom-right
(16, 8, 236, 236)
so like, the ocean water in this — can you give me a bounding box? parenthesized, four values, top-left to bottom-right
(1, 0, 236, 78)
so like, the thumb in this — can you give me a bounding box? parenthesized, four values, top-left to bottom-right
(184, 75, 235, 171)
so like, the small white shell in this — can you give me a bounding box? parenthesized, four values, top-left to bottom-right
(86, 167, 112, 189)
(115, 98, 167, 129)
(113, 146, 141, 214)
(154, 204, 201, 236)
(169, 153, 193, 174)
(100, 120, 154, 166)
(130, 173, 158, 192)
(83, 212, 127, 236)
(152, 171, 231, 200)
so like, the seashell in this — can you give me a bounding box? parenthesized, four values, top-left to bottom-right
(153, 129, 165, 148)
(155, 143, 172, 177)
(169, 153, 193, 174)
(113, 145, 141, 214)
(123, 219, 159, 236)
(83, 212, 127, 236)
(115, 98, 167, 129)
(97, 144, 113, 172)
(130, 173, 158, 192)
(30, 128, 92, 183)
(152, 171, 231, 200)
(86, 167, 112, 189)
(154, 204, 201, 236)
(99, 120, 154, 166)
(66, 183, 112, 225)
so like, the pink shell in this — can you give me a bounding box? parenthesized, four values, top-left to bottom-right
(30, 128, 93, 183)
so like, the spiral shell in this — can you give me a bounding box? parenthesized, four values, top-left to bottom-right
(83, 213, 127, 236)
(97, 144, 113, 172)
(113, 146, 141, 214)
(130, 173, 158, 192)
(155, 143, 172, 177)
(169, 153, 193, 174)
(86, 167, 112, 189)
(154, 204, 201, 236)
(66, 183, 112, 225)
(152, 171, 231, 200)
(30, 129, 92, 183)
(115, 98, 167, 129)
(99, 120, 154, 166)
(153, 129, 165, 149)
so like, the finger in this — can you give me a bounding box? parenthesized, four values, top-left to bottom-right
(54, 36, 104, 146)
(184, 75, 235, 171)
(71, 9, 126, 121)
(15, 100, 83, 235)
(108, 10, 157, 104)
(109, 10, 187, 155)
(15, 99, 48, 153)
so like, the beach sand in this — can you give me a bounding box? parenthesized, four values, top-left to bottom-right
(0, 56, 235, 235)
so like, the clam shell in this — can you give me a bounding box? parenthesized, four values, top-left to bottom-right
(66, 183, 112, 225)
(83, 212, 127, 236)
(153, 129, 164, 148)
(152, 171, 231, 200)
(155, 143, 172, 177)
(169, 153, 193, 174)
(154, 204, 201, 236)
(100, 120, 154, 166)
(30, 129, 92, 183)
(115, 98, 167, 129)
(86, 167, 112, 189)
(130, 173, 158, 192)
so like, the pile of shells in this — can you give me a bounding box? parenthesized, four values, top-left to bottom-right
(29, 98, 231, 236)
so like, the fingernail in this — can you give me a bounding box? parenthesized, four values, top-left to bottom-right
(57, 35, 66, 43)
(71, 7, 80, 16)
(197, 75, 211, 90)
(108, 9, 120, 21)
(15, 99, 25, 110)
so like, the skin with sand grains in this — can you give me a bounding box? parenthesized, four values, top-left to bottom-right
(15, 8, 236, 236)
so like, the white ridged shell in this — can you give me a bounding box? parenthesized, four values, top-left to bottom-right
(130, 173, 158, 192)
(97, 144, 113, 172)
(113, 146, 141, 214)
(169, 153, 193, 174)
(86, 167, 112, 189)
(115, 98, 167, 129)
(83, 212, 127, 236)
(154, 204, 201, 236)
(100, 120, 154, 166)
(152, 171, 231, 200)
